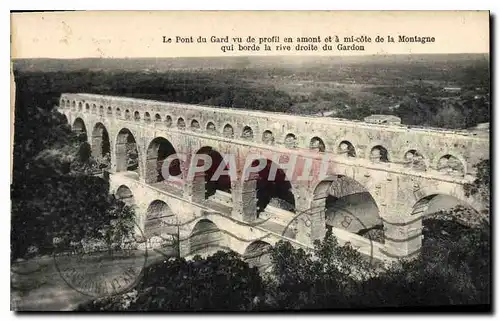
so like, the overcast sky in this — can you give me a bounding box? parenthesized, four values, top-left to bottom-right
(11, 11, 489, 59)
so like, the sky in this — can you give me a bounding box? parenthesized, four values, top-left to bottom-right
(11, 11, 490, 59)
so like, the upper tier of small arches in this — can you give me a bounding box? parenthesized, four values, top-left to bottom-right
(59, 94, 489, 177)
(59, 94, 488, 139)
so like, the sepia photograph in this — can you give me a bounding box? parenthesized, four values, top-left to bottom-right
(10, 11, 491, 312)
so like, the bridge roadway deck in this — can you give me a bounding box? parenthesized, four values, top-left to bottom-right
(108, 171, 387, 262)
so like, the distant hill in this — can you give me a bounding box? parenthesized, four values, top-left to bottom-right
(12, 54, 489, 73)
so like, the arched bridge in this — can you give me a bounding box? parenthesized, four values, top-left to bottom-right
(58, 93, 489, 267)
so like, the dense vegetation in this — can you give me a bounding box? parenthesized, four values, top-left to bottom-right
(465, 159, 491, 208)
(11, 78, 136, 260)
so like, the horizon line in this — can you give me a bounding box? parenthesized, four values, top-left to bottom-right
(12, 52, 490, 61)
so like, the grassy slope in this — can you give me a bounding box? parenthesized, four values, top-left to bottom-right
(11, 250, 170, 311)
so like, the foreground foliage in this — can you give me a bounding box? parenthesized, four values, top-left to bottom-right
(77, 221, 490, 311)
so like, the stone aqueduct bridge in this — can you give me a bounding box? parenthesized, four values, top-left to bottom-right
(58, 93, 488, 266)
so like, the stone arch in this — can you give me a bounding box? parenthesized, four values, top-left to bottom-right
(338, 140, 356, 157)
(189, 219, 224, 256)
(144, 200, 176, 242)
(369, 145, 389, 163)
(78, 101, 83, 111)
(262, 130, 275, 145)
(146, 137, 182, 188)
(241, 126, 254, 140)
(59, 98, 65, 108)
(177, 117, 186, 129)
(85, 103, 90, 112)
(144, 112, 151, 122)
(72, 117, 88, 141)
(71, 101, 76, 110)
(223, 123, 234, 138)
(154, 113, 162, 122)
(91, 123, 111, 169)
(310, 175, 384, 243)
(411, 193, 480, 218)
(309, 136, 326, 152)
(284, 133, 298, 149)
(115, 185, 136, 208)
(115, 128, 140, 178)
(410, 193, 483, 250)
(116, 108, 122, 117)
(99, 105, 104, 116)
(107, 106, 113, 115)
(125, 109, 131, 120)
(402, 149, 428, 171)
(241, 158, 296, 221)
(92, 104, 97, 114)
(206, 121, 217, 134)
(243, 240, 273, 273)
(435, 153, 466, 177)
(134, 111, 141, 121)
(191, 146, 232, 203)
(165, 115, 173, 127)
(191, 119, 201, 130)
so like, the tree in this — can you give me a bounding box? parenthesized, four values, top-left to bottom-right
(464, 159, 490, 207)
(433, 103, 467, 129)
(263, 230, 375, 310)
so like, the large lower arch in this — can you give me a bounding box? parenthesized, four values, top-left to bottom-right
(91, 123, 111, 169)
(411, 193, 484, 260)
(144, 200, 177, 241)
(189, 219, 224, 256)
(311, 175, 384, 243)
(243, 240, 273, 273)
(146, 137, 182, 188)
(242, 159, 296, 220)
(412, 193, 480, 221)
(72, 117, 88, 142)
(191, 146, 232, 203)
(115, 128, 140, 179)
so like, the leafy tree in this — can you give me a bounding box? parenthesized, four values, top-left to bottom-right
(433, 104, 467, 129)
(262, 230, 376, 310)
(464, 159, 490, 207)
(361, 218, 490, 308)
(396, 95, 437, 127)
